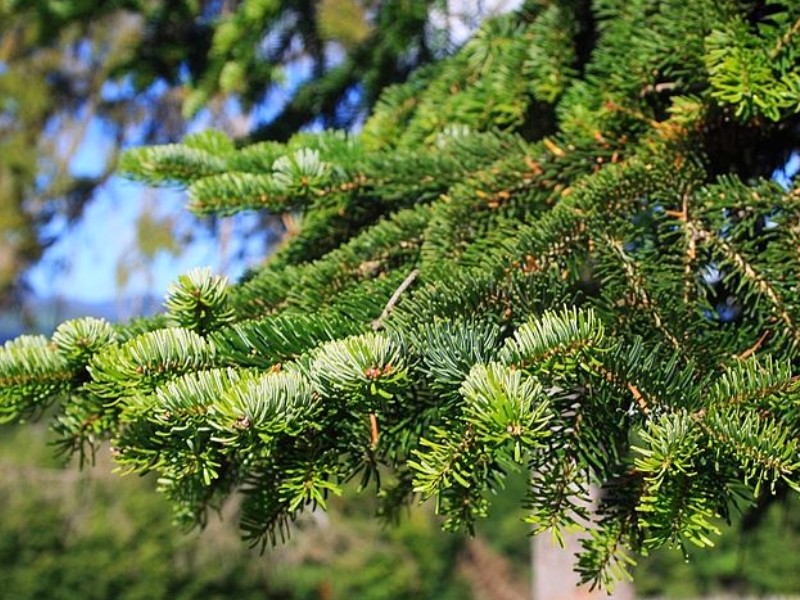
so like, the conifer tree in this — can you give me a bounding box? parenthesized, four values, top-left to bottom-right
(2, 0, 800, 589)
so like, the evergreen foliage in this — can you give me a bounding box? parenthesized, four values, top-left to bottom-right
(2, 0, 800, 589)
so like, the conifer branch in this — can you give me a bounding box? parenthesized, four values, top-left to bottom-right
(686, 219, 797, 333)
(735, 330, 770, 361)
(770, 16, 800, 59)
(4, 1, 800, 586)
(603, 236, 682, 350)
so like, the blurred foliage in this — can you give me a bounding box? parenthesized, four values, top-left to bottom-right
(0, 424, 480, 600)
(318, 0, 372, 50)
(0, 426, 275, 600)
(635, 491, 800, 598)
(5, 418, 800, 599)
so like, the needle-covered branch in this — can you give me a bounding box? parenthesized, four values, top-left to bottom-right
(2, 0, 800, 589)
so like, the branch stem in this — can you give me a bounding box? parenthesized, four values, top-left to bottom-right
(372, 268, 420, 330)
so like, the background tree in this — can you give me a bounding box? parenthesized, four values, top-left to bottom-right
(1, 0, 800, 595)
(0, 0, 484, 300)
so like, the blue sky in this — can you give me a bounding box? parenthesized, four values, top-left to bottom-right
(25, 71, 306, 305)
(26, 179, 266, 303)
(27, 138, 271, 305)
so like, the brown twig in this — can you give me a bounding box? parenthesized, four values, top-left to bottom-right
(736, 330, 770, 361)
(371, 268, 420, 330)
(627, 382, 649, 414)
(771, 16, 800, 59)
(369, 412, 380, 447)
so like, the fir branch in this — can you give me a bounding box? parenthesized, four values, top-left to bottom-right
(735, 330, 770, 361)
(770, 16, 800, 59)
(602, 236, 682, 350)
(0, 336, 74, 423)
(687, 218, 797, 333)
(5, 0, 800, 584)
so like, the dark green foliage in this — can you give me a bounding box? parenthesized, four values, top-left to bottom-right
(3, 0, 800, 590)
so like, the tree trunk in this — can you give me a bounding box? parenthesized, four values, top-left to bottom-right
(532, 532, 634, 600)
(531, 485, 634, 600)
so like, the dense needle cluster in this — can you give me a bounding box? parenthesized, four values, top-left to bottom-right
(2, 0, 800, 588)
